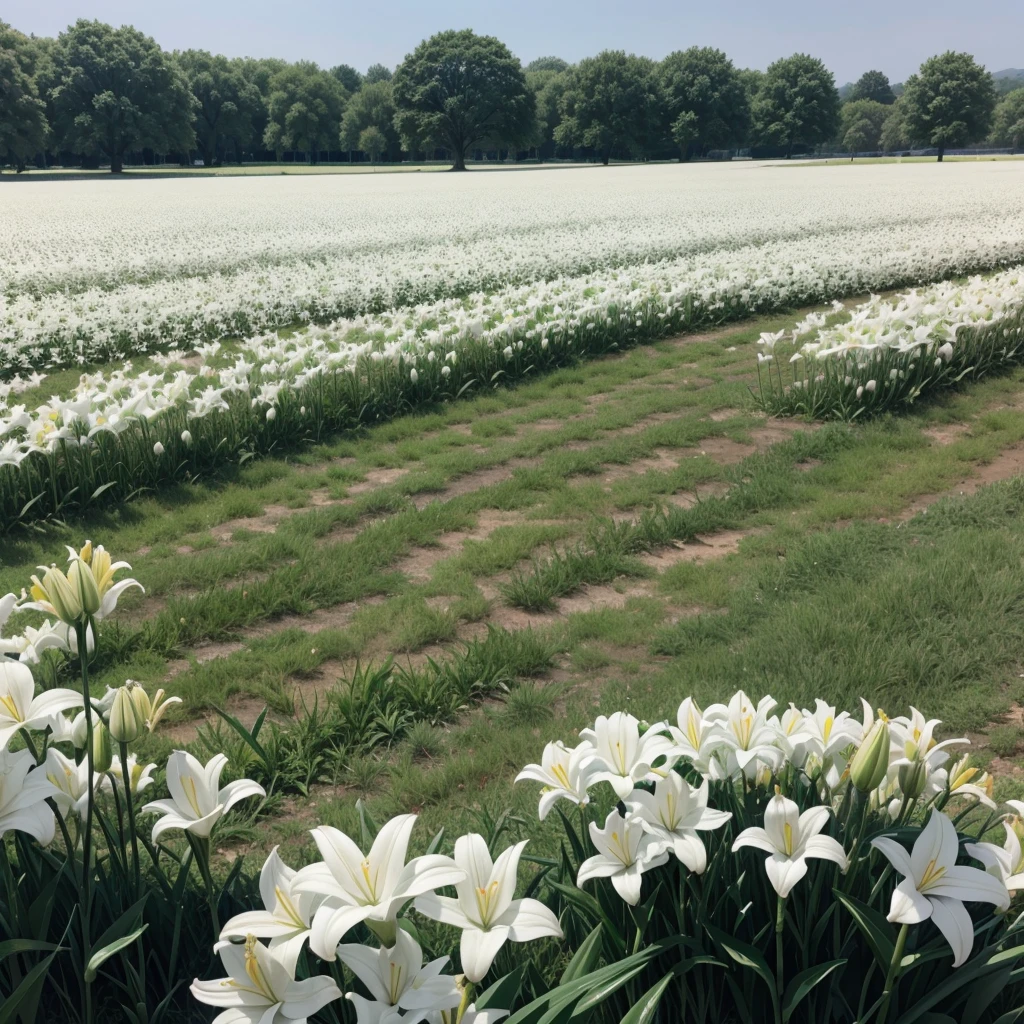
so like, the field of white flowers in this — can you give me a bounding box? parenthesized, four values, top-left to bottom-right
(4, 161, 1024, 526)
(4, 161, 1024, 375)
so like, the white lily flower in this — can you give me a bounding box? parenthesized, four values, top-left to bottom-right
(579, 712, 682, 799)
(438, 1003, 509, 1024)
(338, 928, 460, 1024)
(0, 747, 58, 845)
(967, 821, 1024, 894)
(292, 813, 465, 959)
(0, 659, 83, 750)
(514, 739, 595, 819)
(105, 754, 157, 798)
(799, 700, 862, 760)
(872, 810, 1010, 967)
(577, 808, 669, 906)
(628, 774, 732, 874)
(946, 755, 996, 809)
(141, 751, 265, 841)
(732, 791, 848, 897)
(669, 697, 723, 776)
(708, 691, 785, 780)
(46, 747, 100, 818)
(221, 847, 319, 974)
(191, 935, 341, 1024)
(415, 833, 562, 983)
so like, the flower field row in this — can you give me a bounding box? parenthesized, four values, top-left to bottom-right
(5, 207, 1024, 526)
(2, 541, 1023, 1022)
(757, 266, 1024, 418)
(3, 163, 1024, 375)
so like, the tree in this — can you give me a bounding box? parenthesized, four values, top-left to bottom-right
(658, 47, 749, 159)
(330, 63, 362, 93)
(359, 125, 386, 165)
(392, 29, 534, 171)
(364, 63, 392, 85)
(880, 98, 911, 151)
(990, 87, 1024, 148)
(555, 50, 660, 164)
(340, 79, 398, 157)
(838, 98, 888, 151)
(50, 20, 195, 172)
(751, 53, 840, 156)
(901, 51, 996, 161)
(176, 50, 262, 164)
(526, 56, 568, 73)
(526, 68, 568, 158)
(849, 70, 895, 105)
(263, 62, 346, 162)
(0, 22, 47, 170)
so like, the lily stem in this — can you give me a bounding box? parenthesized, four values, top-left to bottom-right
(76, 619, 95, 1024)
(775, 894, 786, 1006)
(878, 922, 909, 1023)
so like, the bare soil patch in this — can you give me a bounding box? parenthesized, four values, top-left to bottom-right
(899, 445, 1024, 520)
(640, 529, 762, 569)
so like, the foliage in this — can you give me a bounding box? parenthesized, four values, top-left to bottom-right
(902, 51, 997, 160)
(658, 47, 749, 159)
(0, 21, 47, 169)
(175, 50, 263, 165)
(880, 98, 911, 151)
(339, 79, 398, 155)
(392, 29, 535, 170)
(849, 69, 896, 105)
(49, 20, 195, 173)
(838, 99, 889, 151)
(752, 53, 840, 154)
(525, 68, 568, 157)
(329, 62, 362, 94)
(262, 61, 346, 161)
(525, 56, 569, 74)
(555, 51, 661, 163)
(358, 125, 387, 163)
(363, 62, 392, 85)
(990, 88, 1024, 148)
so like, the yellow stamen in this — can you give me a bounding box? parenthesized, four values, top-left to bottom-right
(181, 775, 203, 817)
(919, 858, 946, 888)
(550, 763, 570, 788)
(783, 822, 794, 856)
(242, 935, 276, 1001)
(0, 694, 21, 721)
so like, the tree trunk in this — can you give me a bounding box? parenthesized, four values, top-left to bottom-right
(451, 149, 467, 171)
(110, 153, 123, 174)
(937, 143, 945, 163)
(601, 148, 609, 166)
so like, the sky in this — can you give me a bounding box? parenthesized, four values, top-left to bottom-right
(5, 0, 1021, 86)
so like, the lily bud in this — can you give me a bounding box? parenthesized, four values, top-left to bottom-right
(850, 714, 890, 793)
(36, 566, 83, 625)
(109, 686, 143, 743)
(79, 540, 93, 565)
(897, 757, 928, 800)
(71, 707, 99, 749)
(68, 558, 101, 617)
(91, 719, 113, 774)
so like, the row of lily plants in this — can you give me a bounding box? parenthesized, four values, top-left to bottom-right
(756, 267, 1024, 420)
(2, 539, 1024, 1022)
(5, 246, 1024, 531)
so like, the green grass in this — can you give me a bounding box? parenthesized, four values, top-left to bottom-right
(10, 303, 1024, 872)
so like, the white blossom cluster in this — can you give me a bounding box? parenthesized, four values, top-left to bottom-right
(3, 162, 1024, 375)
(518, 695, 1022, 967)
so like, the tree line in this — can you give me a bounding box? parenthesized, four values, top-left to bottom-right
(1, 19, 1022, 172)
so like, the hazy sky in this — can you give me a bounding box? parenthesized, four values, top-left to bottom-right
(5, 0, 1021, 85)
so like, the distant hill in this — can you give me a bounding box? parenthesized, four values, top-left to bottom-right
(992, 68, 1024, 80)
(993, 69, 1024, 95)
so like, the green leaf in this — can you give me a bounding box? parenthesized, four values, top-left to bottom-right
(781, 959, 846, 1022)
(357, 798, 378, 847)
(0, 950, 60, 1024)
(214, 705, 270, 766)
(618, 970, 674, 1024)
(476, 966, 525, 1012)
(704, 923, 777, 1002)
(0, 939, 61, 962)
(84, 926, 149, 983)
(560, 925, 603, 985)
(834, 890, 896, 969)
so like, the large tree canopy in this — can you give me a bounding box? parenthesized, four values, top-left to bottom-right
(364, 63, 393, 85)
(990, 87, 1024, 148)
(902, 51, 996, 160)
(392, 29, 534, 170)
(849, 70, 896, 105)
(339, 79, 398, 156)
(526, 68, 568, 158)
(176, 50, 262, 164)
(50, 20, 195, 172)
(263, 62, 346, 161)
(526, 56, 568, 74)
(555, 50, 660, 164)
(752, 53, 840, 154)
(0, 21, 47, 169)
(329, 63, 362, 94)
(659, 46, 748, 159)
